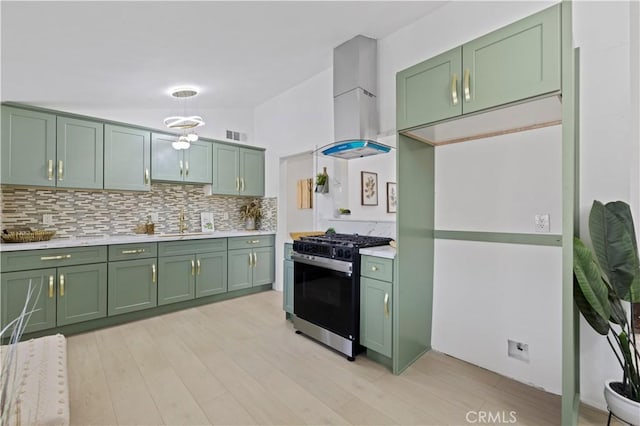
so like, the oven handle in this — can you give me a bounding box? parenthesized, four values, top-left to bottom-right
(292, 253, 352, 275)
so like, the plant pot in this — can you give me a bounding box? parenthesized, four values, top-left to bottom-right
(245, 218, 256, 230)
(315, 184, 328, 193)
(604, 380, 640, 425)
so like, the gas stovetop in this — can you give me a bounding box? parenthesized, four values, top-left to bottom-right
(292, 233, 392, 261)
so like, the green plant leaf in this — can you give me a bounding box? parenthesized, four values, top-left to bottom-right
(606, 201, 640, 303)
(589, 201, 638, 301)
(573, 237, 611, 333)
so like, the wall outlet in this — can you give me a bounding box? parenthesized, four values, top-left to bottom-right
(150, 212, 159, 222)
(534, 214, 550, 233)
(42, 214, 53, 225)
(223, 212, 229, 220)
(508, 339, 530, 362)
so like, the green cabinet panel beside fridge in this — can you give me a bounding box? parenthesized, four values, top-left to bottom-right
(283, 243, 294, 314)
(396, 4, 560, 131)
(104, 124, 151, 191)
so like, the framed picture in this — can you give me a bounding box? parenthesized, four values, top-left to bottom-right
(386, 182, 397, 213)
(361, 171, 378, 206)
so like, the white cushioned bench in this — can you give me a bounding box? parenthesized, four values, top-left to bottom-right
(1, 334, 69, 426)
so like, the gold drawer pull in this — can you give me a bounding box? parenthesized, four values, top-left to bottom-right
(40, 254, 72, 261)
(121, 249, 145, 254)
(464, 69, 471, 102)
(371, 266, 378, 272)
(48, 159, 54, 181)
(151, 264, 156, 284)
(384, 293, 390, 318)
(451, 73, 458, 105)
(59, 274, 65, 296)
(247, 240, 260, 244)
(48, 275, 54, 298)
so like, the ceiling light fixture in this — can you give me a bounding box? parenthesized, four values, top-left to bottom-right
(164, 86, 205, 150)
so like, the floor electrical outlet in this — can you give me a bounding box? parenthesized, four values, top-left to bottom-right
(534, 214, 550, 233)
(508, 339, 530, 362)
(42, 214, 53, 225)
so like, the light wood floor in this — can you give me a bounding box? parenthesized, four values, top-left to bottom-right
(67, 290, 613, 425)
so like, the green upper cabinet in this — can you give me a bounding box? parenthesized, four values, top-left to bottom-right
(397, 47, 462, 131)
(56, 116, 104, 189)
(462, 4, 560, 114)
(1, 106, 56, 186)
(104, 124, 151, 191)
(151, 133, 212, 184)
(212, 143, 265, 196)
(396, 4, 560, 130)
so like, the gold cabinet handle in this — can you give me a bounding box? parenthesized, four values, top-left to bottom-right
(384, 293, 390, 318)
(121, 249, 145, 254)
(241, 178, 245, 192)
(451, 73, 459, 105)
(464, 69, 471, 102)
(191, 259, 195, 276)
(49, 275, 55, 298)
(58, 160, 64, 181)
(253, 252, 257, 268)
(197, 259, 201, 275)
(145, 168, 150, 184)
(185, 161, 189, 176)
(248, 253, 253, 267)
(236, 177, 240, 191)
(48, 159, 54, 181)
(40, 254, 72, 261)
(179, 160, 184, 176)
(371, 266, 378, 272)
(246, 240, 260, 244)
(59, 274, 65, 296)
(151, 264, 156, 284)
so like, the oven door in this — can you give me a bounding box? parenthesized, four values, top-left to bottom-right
(293, 253, 358, 341)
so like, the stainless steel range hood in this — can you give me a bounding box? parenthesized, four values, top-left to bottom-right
(321, 35, 391, 159)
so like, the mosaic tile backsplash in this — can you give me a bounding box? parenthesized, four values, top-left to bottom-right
(1, 184, 276, 239)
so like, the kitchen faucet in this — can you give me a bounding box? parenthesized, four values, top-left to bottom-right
(178, 208, 187, 233)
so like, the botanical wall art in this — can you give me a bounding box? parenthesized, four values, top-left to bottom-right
(361, 171, 378, 206)
(387, 182, 397, 213)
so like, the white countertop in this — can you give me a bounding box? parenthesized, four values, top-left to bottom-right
(358, 245, 396, 259)
(0, 230, 276, 252)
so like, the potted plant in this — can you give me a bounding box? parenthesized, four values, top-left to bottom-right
(239, 199, 263, 230)
(315, 167, 329, 193)
(573, 200, 640, 424)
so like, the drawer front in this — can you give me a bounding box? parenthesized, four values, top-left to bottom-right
(284, 243, 293, 260)
(228, 235, 275, 250)
(109, 242, 158, 261)
(158, 238, 227, 257)
(1, 246, 108, 272)
(360, 255, 393, 282)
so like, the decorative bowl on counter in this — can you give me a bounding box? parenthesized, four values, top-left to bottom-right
(1, 229, 56, 243)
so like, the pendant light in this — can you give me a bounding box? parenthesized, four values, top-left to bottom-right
(164, 86, 205, 150)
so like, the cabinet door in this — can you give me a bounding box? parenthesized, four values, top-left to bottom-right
(396, 47, 462, 131)
(56, 263, 107, 326)
(151, 132, 183, 182)
(184, 140, 213, 184)
(252, 246, 275, 287)
(1, 269, 57, 334)
(196, 252, 227, 297)
(360, 277, 392, 357)
(239, 148, 265, 197)
(56, 116, 104, 189)
(462, 4, 560, 114)
(227, 249, 252, 291)
(108, 259, 157, 316)
(158, 255, 195, 305)
(212, 143, 240, 195)
(104, 124, 151, 191)
(1, 106, 56, 186)
(283, 260, 294, 314)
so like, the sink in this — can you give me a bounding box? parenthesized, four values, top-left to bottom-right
(158, 232, 204, 237)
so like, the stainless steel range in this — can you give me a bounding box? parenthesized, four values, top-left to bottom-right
(292, 233, 392, 360)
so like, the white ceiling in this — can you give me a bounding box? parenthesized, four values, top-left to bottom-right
(1, 1, 445, 112)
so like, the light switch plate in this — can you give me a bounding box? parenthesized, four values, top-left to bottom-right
(42, 214, 53, 225)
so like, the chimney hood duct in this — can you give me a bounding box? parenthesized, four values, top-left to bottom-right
(321, 35, 391, 159)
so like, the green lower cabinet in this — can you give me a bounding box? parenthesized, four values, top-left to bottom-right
(1, 268, 57, 334)
(283, 259, 293, 314)
(56, 263, 108, 326)
(108, 258, 158, 316)
(228, 249, 253, 291)
(158, 255, 195, 305)
(252, 246, 275, 286)
(195, 252, 228, 297)
(360, 276, 392, 358)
